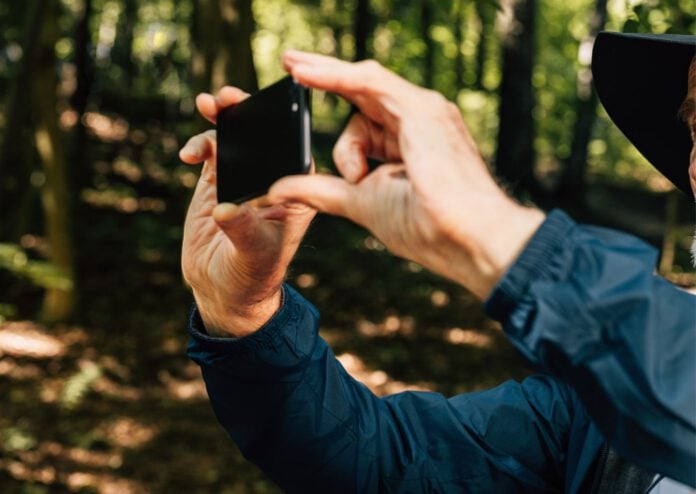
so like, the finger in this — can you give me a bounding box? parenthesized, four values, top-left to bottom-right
(216, 86, 250, 105)
(268, 175, 355, 219)
(256, 202, 316, 222)
(179, 130, 217, 163)
(213, 202, 271, 252)
(195, 86, 250, 124)
(333, 113, 371, 183)
(282, 51, 412, 128)
(195, 93, 218, 124)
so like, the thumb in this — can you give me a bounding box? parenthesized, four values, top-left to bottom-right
(213, 202, 271, 251)
(268, 175, 355, 219)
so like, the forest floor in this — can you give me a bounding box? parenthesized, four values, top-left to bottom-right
(1, 164, 694, 493)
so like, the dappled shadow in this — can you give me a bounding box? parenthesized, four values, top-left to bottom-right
(0, 211, 532, 493)
(0, 317, 279, 493)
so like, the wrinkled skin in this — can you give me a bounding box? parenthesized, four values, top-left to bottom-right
(179, 87, 315, 337)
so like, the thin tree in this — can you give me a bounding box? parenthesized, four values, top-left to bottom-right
(69, 0, 94, 196)
(0, 0, 43, 242)
(555, 0, 608, 206)
(421, 0, 435, 88)
(494, 0, 537, 196)
(354, 0, 371, 61)
(473, 0, 494, 91)
(192, 0, 259, 96)
(33, 0, 76, 323)
(453, 0, 467, 94)
(114, 0, 137, 94)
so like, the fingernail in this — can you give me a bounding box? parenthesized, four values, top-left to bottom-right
(216, 202, 239, 218)
(216, 203, 252, 227)
(181, 144, 201, 158)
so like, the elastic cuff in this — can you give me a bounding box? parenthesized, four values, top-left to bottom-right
(188, 285, 294, 354)
(484, 209, 576, 322)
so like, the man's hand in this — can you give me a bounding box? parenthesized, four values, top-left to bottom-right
(268, 52, 544, 300)
(180, 87, 316, 337)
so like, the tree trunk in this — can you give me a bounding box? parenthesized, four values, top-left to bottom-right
(333, 0, 346, 59)
(494, 0, 537, 196)
(33, 0, 76, 324)
(0, 0, 43, 241)
(115, 0, 137, 94)
(69, 0, 94, 195)
(421, 0, 435, 88)
(354, 0, 371, 61)
(192, 0, 259, 96)
(555, 0, 608, 206)
(454, 0, 466, 94)
(474, 0, 493, 91)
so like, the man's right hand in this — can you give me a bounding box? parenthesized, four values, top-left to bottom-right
(180, 87, 316, 338)
(269, 52, 545, 300)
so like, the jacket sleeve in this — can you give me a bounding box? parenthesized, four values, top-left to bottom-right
(187, 285, 603, 494)
(484, 209, 696, 487)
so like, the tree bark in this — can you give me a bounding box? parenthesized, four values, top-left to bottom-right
(33, 0, 76, 323)
(192, 0, 259, 96)
(555, 0, 608, 206)
(494, 0, 537, 196)
(0, 0, 43, 241)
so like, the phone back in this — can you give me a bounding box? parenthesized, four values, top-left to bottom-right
(216, 76, 311, 204)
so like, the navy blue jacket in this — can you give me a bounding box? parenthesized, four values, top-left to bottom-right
(187, 210, 696, 492)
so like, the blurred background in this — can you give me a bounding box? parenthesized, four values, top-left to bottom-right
(0, 0, 694, 492)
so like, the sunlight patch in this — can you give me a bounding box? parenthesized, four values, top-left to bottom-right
(336, 352, 434, 397)
(444, 328, 493, 348)
(82, 111, 129, 142)
(159, 364, 208, 401)
(98, 418, 158, 449)
(356, 315, 416, 337)
(0, 323, 66, 359)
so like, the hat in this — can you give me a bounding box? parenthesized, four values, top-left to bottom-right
(592, 32, 696, 195)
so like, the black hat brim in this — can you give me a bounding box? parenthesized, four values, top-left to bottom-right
(592, 32, 695, 195)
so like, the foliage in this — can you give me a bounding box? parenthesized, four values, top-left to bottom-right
(0, 244, 73, 292)
(1, 427, 38, 453)
(59, 362, 103, 410)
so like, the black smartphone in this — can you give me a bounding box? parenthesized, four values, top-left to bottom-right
(216, 76, 311, 204)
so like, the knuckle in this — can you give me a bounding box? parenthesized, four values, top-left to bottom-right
(357, 59, 386, 87)
(445, 101, 461, 119)
(358, 59, 383, 73)
(331, 144, 344, 165)
(428, 90, 448, 108)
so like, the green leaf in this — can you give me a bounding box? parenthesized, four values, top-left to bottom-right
(59, 363, 103, 411)
(2, 427, 37, 452)
(0, 243, 72, 291)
